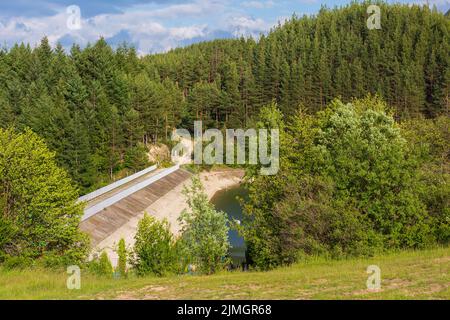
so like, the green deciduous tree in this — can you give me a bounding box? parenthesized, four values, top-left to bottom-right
(241, 97, 440, 270)
(178, 176, 230, 274)
(0, 128, 88, 263)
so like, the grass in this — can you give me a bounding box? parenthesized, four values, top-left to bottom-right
(0, 247, 448, 300)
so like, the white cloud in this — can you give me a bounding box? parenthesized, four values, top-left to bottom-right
(0, 12, 69, 47)
(421, 0, 449, 5)
(131, 0, 225, 19)
(242, 1, 275, 9)
(0, 0, 282, 53)
(227, 16, 271, 37)
(169, 25, 207, 40)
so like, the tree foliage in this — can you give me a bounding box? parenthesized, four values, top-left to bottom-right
(0, 128, 88, 263)
(132, 213, 177, 276)
(401, 116, 450, 243)
(179, 176, 230, 274)
(116, 238, 128, 278)
(241, 97, 446, 269)
(88, 251, 113, 276)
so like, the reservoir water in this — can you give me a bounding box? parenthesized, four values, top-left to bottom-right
(210, 184, 248, 266)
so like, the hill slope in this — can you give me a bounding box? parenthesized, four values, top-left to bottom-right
(0, 3, 448, 192)
(1, 247, 448, 299)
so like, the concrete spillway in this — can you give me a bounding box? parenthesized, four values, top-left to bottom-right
(79, 165, 192, 246)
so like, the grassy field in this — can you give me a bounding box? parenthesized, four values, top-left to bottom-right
(0, 247, 448, 300)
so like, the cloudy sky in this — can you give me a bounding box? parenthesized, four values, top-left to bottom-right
(0, 0, 448, 54)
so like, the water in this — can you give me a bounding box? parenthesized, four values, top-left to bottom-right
(210, 185, 248, 266)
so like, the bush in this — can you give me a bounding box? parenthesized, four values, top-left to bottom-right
(178, 176, 230, 274)
(401, 116, 450, 244)
(39, 252, 80, 269)
(88, 251, 113, 276)
(132, 213, 177, 276)
(99, 252, 113, 276)
(116, 238, 128, 278)
(275, 177, 381, 262)
(0, 216, 16, 263)
(313, 99, 433, 247)
(2, 255, 35, 270)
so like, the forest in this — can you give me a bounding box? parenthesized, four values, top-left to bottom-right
(0, 2, 448, 195)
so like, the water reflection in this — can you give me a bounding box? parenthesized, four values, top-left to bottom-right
(210, 184, 248, 266)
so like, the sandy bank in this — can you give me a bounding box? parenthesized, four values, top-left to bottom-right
(93, 168, 244, 266)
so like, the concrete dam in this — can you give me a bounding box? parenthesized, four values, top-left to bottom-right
(78, 164, 243, 265)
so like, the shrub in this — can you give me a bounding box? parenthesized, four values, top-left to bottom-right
(274, 177, 381, 263)
(0, 216, 16, 263)
(401, 116, 450, 244)
(132, 213, 177, 276)
(88, 251, 113, 276)
(99, 252, 113, 276)
(2, 255, 35, 270)
(313, 100, 433, 247)
(39, 252, 82, 269)
(116, 238, 128, 278)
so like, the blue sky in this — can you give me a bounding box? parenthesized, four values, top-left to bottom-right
(0, 0, 448, 54)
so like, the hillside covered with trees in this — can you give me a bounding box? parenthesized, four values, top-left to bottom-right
(0, 2, 448, 195)
(0, 1, 448, 284)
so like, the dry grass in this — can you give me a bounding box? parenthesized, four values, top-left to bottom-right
(0, 247, 448, 300)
